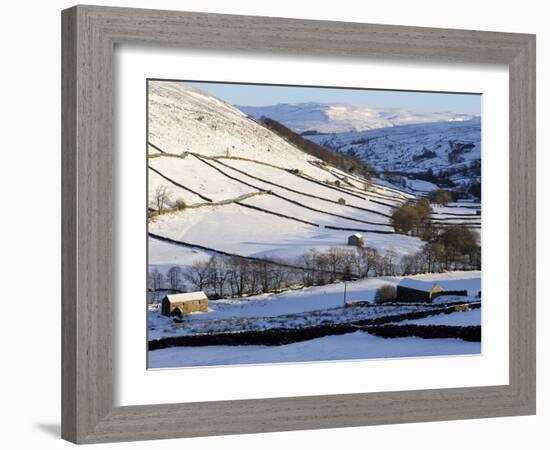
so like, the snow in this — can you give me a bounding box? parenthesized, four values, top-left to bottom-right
(305, 119, 481, 184)
(164, 291, 207, 303)
(148, 82, 479, 270)
(147, 271, 481, 340)
(146, 81, 483, 368)
(406, 179, 439, 192)
(149, 81, 333, 177)
(148, 331, 481, 368)
(149, 155, 254, 203)
(398, 308, 481, 326)
(148, 237, 210, 268)
(148, 168, 206, 207)
(398, 272, 481, 296)
(398, 278, 441, 292)
(239, 102, 477, 134)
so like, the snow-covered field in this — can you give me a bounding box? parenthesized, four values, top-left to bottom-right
(149, 332, 480, 368)
(398, 308, 481, 326)
(148, 271, 481, 367)
(148, 271, 480, 337)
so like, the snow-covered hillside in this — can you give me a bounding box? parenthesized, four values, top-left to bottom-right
(148, 81, 480, 272)
(240, 102, 476, 134)
(306, 118, 481, 185)
(149, 82, 330, 176)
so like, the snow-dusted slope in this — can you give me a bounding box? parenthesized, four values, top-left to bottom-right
(240, 102, 476, 134)
(306, 118, 481, 181)
(149, 82, 330, 178)
(148, 81, 480, 271)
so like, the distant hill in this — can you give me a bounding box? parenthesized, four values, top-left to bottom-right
(305, 119, 481, 188)
(239, 102, 477, 134)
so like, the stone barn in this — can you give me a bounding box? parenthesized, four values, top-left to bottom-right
(396, 279, 468, 302)
(161, 291, 208, 317)
(396, 279, 444, 302)
(347, 233, 364, 247)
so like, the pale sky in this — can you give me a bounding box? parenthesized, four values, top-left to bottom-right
(186, 81, 481, 115)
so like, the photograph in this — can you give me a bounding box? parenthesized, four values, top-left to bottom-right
(146, 79, 482, 369)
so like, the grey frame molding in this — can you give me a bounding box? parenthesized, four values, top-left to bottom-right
(62, 5, 536, 444)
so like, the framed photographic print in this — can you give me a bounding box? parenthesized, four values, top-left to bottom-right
(62, 5, 536, 444)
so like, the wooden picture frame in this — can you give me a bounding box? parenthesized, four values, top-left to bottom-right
(62, 5, 536, 444)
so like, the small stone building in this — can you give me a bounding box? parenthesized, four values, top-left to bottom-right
(347, 233, 364, 247)
(396, 279, 444, 302)
(396, 278, 468, 302)
(161, 291, 208, 317)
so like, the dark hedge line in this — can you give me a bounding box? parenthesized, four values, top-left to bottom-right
(148, 142, 166, 153)
(369, 199, 399, 209)
(214, 159, 393, 226)
(324, 225, 397, 235)
(148, 302, 481, 349)
(290, 171, 367, 200)
(148, 165, 212, 202)
(199, 154, 394, 220)
(366, 325, 481, 342)
(221, 160, 393, 221)
(149, 233, 319, 273)
(235, 201, 319, 227)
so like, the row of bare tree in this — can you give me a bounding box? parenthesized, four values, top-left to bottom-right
(148, 225, 480, 299)
(148, 246, 399, 299)
(148, 232, 480, 300)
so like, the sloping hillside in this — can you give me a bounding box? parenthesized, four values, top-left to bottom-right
(149, 82, 331, 177)
(147, 81, 479, 272)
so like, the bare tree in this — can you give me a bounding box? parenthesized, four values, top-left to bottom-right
(254, 260, 272, 293)
(299, 250, 317, 286)
(357, 247, 380, 277)
(269, 260, 289, 291)
(314, 251, 330, 285)
(153, 185, 172, 214)
(149, 268, 164, 291)
(183, 259, 211, 291)
(227, 256, 252, 297)
(400, 252, 427, 275)
(326, 247, 345, 283)
(166, 266, 183, 290)
(207, 256, 231, 297)
(379, 250, 397, 276)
